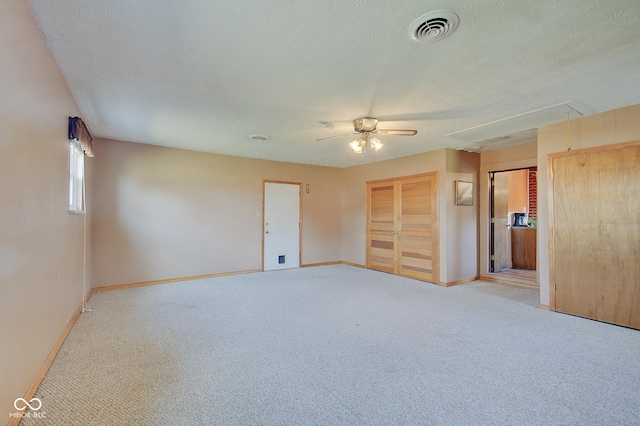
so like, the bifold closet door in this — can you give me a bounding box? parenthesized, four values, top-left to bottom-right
(399, 175, 438, 282)
(367, 181, 397, 274)
(367, 172, 439, 283)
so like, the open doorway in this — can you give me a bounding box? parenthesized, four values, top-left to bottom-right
(489, 167, 537, 286)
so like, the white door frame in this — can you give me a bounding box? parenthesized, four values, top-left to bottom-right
(262, 180, 302, 271)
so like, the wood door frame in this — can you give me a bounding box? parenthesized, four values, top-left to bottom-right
(262, 180, 302, 272)
(489, 172, 496, 272)
(547, 139, 640, 311)
(479, 159, 536, 279)
(365, 171, 439, 282)
(488, 168, 535, 273)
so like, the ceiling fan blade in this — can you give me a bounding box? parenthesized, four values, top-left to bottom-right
(377, 129, 418, 136)
(316, 133, 357, 142)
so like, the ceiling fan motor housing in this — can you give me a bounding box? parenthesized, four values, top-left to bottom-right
(353, 117, 379, 133)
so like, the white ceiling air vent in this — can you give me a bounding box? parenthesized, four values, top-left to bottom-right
(409, 10, 459, 43)
(250, 134, 269, 141)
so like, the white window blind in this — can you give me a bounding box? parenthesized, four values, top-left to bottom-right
(69, 140, 85, 213)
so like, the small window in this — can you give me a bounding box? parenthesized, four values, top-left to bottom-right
(69, 140, 85, 213)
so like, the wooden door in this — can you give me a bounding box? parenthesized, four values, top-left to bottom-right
(551, 143, 640, 329)
(367, 181, 397, 274)
(367, 172, 439, 283)
(399, 175, 438, 282)
(492, 173, 511, 272)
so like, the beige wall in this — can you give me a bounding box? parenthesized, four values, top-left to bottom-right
(479, 144, 537, 279)
(340, 149, 480, 284)
(481, 143, 537, 167)
(537, 103, 640, 307)
(0, 0, 90, 418)
(94, 143, 481, 288)
(445, 149, 481, 283)
(91, 138, 342, 287)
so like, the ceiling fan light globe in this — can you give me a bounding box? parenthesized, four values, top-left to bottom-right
(370, 138, 383, 151)
(349, 140, 363, 153)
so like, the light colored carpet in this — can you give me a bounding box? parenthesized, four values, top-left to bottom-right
(22, 265, 640, 425)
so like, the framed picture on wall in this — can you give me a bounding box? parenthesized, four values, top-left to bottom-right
(455, 181, 473, 206)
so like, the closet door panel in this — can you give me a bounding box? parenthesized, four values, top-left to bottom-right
(368, 183, 397, 273)
(400, 234, 434, 280)
(552, 144, 640, 329)
(400, 176, 438, 283)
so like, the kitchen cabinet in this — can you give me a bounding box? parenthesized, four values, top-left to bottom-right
(511, 227, 536, 270)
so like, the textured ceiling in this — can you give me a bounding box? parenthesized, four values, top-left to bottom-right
(27, 0, 640, 167)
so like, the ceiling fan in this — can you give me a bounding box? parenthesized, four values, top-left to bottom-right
(316, 117, 417, 153)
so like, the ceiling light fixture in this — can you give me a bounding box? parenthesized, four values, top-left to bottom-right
(350, 132, 383, 154)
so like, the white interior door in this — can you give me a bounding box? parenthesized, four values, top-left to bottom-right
(263, 182, 300, 271)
